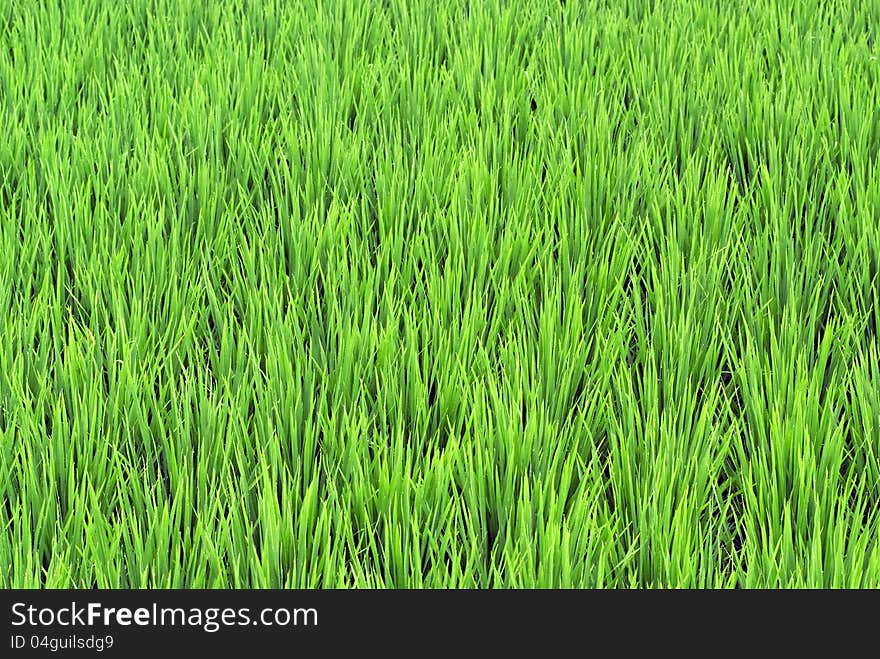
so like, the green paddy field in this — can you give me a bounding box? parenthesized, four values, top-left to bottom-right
(1, 0, 879, 587)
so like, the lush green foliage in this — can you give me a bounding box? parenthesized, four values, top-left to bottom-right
(1, 0, 879, 587)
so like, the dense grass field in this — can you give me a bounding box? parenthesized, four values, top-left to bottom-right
(1, 0, 879, 588)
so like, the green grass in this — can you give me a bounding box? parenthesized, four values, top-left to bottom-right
(1, 0, 879, 588)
